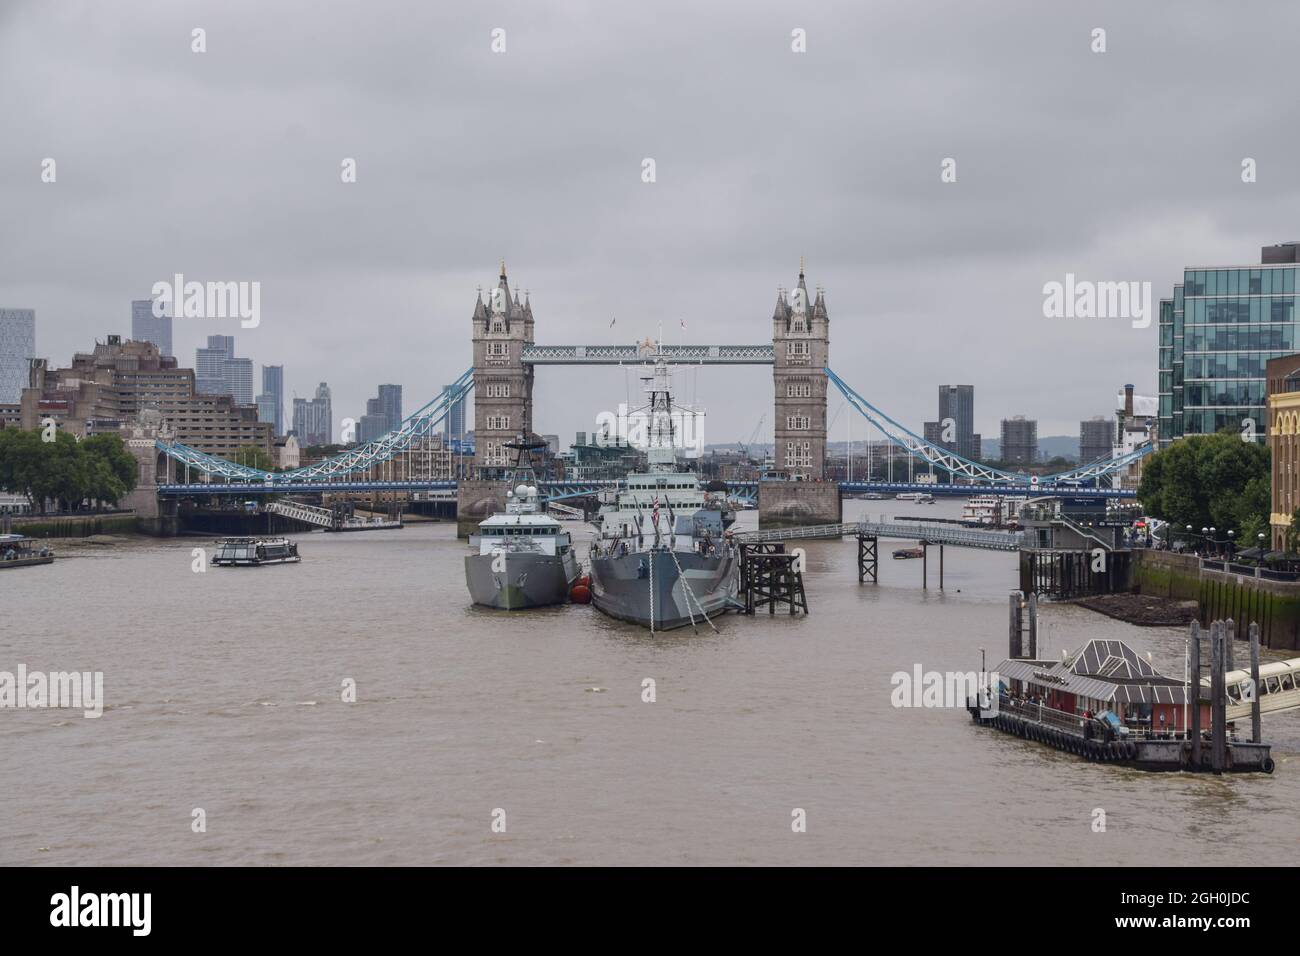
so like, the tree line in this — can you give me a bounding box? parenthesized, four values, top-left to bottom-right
(0, 428, 139, 514)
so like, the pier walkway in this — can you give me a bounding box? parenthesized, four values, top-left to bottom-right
(734, 520, 1024, 552)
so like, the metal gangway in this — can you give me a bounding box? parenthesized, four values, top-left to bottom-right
(734, 520, 1025, 552)
(265, 500, 402, 532)
(546, 500, 585, 520)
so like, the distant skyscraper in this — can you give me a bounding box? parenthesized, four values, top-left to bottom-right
(195, 335, 234, 396)
(131, 299, 172, 357)
(293, 382, 333, 446)
(443, 382, 466, 443)
(1000, 416, 1038, 465)
(937, 385, 979, 460)
(223, 357, 254, 405)
(0, 309, 35, 403)
(256, 392, 278, 429)
(261, 364, 284, 434)
(1079, 417, 1113, 463)
(357, 384, 403, 443)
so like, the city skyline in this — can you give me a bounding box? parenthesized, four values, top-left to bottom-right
(11, 2, 1300, 443)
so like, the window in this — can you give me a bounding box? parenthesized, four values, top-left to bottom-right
(484, 382, 511, 398)
(486, 342, 509, 359)
(486, 415, 511, 431)
(787, 341, 810, 359)
(491, 320, 505, 333)
(792, 318, 806, 333)
(786, 415, 810, 430)
(786, 381, 812, 398)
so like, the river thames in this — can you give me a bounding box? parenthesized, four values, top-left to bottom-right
(4, 497, 1298, 865)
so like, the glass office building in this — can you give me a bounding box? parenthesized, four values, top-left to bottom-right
(1158, 244, 1300, 447)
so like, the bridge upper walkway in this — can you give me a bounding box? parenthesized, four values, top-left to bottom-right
(734, 520, 1025, 551)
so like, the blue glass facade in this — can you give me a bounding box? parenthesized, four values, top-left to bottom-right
(1159, 262, 1299, 446)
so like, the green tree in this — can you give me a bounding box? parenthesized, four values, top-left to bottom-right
(83, 432, 138, 505)
(228, 444, 273, 472)
(1137, 431, 1271, 540)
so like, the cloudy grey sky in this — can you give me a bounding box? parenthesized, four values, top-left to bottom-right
(3, 0, 1299, 445)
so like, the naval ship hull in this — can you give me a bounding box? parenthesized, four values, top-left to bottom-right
(465, 551, 580, 610)
(589, 548, 739, 630)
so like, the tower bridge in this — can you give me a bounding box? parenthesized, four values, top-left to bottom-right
(137, 262, 1151, 537)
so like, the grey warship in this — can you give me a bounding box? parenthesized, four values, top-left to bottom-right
(587, 356, 738, 631)
(465, 438, 581, 610)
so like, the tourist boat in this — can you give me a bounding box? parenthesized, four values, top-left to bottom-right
(464, 438, 581, 610)
(892, 546, 924, 559)
(211, 537, 300, 566)
(861, 492, 888, 500)
(895, 492, 934, 503)
(0, 533, 54, 569)
(961, 495, 1026, 525)
(587, 356, 739, 631)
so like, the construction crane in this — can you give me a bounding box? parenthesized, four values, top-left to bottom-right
(740, 414, 765, 463)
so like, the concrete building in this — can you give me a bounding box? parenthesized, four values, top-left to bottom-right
(131, 299, 172, 357)
(274, 434, 301, 470)
(772, 263, 829, 479)
(19, 335, 271, 458)
(1000, 416, 1038, 466)
(357, 383, 403, 444)
(292, 382, 332, 447)
(223, 356, 254, 405)
(1111, 384, 1158, 490)
(443, 381, 466, 445)
(1079, 417, 1113, 463)
(0, 309, 36, 404)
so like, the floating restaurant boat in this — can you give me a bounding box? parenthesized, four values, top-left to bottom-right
(971, 637, 1275, 773)
(892, 546, 924, 559)
(895, 492, 933, 502)
(0, 533, 54, 569)
(211, 536, 300, 567)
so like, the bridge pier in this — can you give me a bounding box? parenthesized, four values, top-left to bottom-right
(456, 479, 510, 538)
(757, 481, 842, 531)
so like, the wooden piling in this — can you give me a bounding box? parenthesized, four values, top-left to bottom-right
(1009, 591, 1023, 659)
(1210, 622, 1226, 774)
(1026, 592, 1038, 659)
(1189, 621, 1202, 768)
(1250, 621, 1262, 745)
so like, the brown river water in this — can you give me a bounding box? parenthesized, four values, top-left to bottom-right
(3, 497, 1298, 865)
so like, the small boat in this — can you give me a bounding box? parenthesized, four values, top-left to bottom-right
(862, 492, 888, 500)
(892, 546, 924, 559)
(0, 533, 54, 569)
(895, 492, 934, 503)
(212, 536, 300, 566)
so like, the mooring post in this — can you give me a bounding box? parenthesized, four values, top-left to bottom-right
(1225, 618, 1235, 671)
(1210, 621, 1226, 774)
(1009, 591, 1023, 659)
(1250, 621, 1262, 745)
(1189, 621, 1202, 768)
(922, 541, 928, 589)
(1027, 592, 1038, 659)
(939, 543, 944, 590)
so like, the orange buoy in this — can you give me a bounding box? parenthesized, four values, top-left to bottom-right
(570, 583, 592, 604)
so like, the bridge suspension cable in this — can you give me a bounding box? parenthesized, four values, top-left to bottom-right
(824, 367, 1152, 487)
(157, 368, 475, 482)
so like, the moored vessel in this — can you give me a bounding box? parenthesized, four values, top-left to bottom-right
(212, 537, 300, 566)
(587, 355, 739, 631)
(464, 438, 580, 610)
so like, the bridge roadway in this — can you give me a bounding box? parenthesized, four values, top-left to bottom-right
(733, 520, 1026, 551)
(156, 479, 1134, 500)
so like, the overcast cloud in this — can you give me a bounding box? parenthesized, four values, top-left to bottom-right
(3, 0, 1299, 444)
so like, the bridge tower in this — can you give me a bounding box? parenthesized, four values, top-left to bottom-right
(760, 261, 840, 529)
(471, 261, 535, 470)
(771, 261, 829, 479)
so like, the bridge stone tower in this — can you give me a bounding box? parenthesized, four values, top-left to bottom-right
(760, 262, 840, 529)
(471, 262, 535, 470)
(771, 263, 829, 479)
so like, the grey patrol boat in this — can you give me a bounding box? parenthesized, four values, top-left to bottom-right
(587, 356, 738, 632)
(465, 438, 581, 610)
